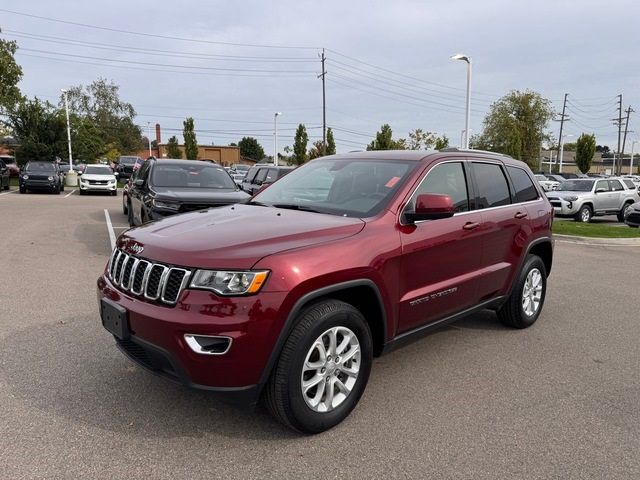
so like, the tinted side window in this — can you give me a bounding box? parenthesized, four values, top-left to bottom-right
(622, 179, 636, 189)
(265, 168, 278, 183)
(595, 180, 609, 192)
(137, 160, 152, 181)
(609, 180, 624, 191)
(507, 166, 539, 203)
(245, 167, 258, 183)
(412, 162, 470, 213)
(254, 168, 268, 183)
(472, 162, 511, 208)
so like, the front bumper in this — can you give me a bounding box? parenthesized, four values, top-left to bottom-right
(624, 209, 640, 227)
(21, 180, 58, 191)
(97, 274, 288, 406)
(80, 181, 117, 192)
(547, 197, 580, 216)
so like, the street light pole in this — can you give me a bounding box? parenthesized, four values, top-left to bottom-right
(451, 54, 472, 149)
(274, 112, 281, 166)
(559, 133, 573, 173)
(61, 89, 73, 170)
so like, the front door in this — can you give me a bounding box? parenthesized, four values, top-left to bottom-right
(398, 160, 483, 333)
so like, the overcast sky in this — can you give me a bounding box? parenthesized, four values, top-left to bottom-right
(1, 0, 639, 155)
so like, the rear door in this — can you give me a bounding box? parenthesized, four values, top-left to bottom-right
(398, 159, 484, 332)
(607, 179, 625, 210)
(593, 179, 612, 211)
(470, 161, 531, 300)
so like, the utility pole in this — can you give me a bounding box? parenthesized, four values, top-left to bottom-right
(555, 93, 569, 169)
(614, 94, 623, 175)
(318, 49, 327, 155)
(620, 106, 634, 173)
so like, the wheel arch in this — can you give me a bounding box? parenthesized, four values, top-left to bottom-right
(257, 279, 388, 392)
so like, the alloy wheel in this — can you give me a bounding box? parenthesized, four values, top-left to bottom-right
(522, 268, 543, 317)
(300, 326, 361, 413)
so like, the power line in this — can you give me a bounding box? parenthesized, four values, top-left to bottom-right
(17, 47, 317, 73)
(2, 30, 316, 63)
(0, 8, 319, 50)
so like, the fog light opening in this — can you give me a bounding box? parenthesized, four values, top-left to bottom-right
(184, 334, 232, 355)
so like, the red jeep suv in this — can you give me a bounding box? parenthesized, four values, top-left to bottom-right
(98, 150, 553, 433)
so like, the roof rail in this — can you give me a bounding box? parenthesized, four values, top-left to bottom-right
(439, 147, 513, 159)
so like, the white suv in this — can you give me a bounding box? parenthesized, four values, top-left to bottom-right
(79, 165, 118, 196)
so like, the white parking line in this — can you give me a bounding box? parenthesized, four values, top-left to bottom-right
(64, 189, 75, 198)
(0, 189, 19, 196)
(104, 209, 117, 251)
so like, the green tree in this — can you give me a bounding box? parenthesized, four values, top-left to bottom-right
(326, 127, 336, 155)
(473, 90, 554, 168)
(166, 135, 182, 159)
(293, 124, 308, 165)
(183, 117, 198, 159)
(575, 133, 596, 174)
(71, 116, 105, 162)
(63, 78, 142, 154)
(308, 140, 324, 159)
(433, 134, 449, 150)
(7, 98, 67, 163)
(367, 124, 406, 150)
(0, 29, 23, 114)
(237, 136, 265, 161)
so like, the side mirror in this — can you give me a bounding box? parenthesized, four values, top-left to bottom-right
(134, 178, 145, 187)
(406, 193, 455, 223)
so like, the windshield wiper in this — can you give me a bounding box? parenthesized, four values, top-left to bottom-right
(247, 200, 272, 207)
(271, 203, 325, 214)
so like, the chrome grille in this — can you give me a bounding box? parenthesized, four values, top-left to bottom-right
(107, 248, 191, 305)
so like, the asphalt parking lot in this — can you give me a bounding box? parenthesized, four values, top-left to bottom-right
(1, 190, 639, 479)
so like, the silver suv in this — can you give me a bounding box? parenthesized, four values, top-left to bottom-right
(547, 177, 640, 222)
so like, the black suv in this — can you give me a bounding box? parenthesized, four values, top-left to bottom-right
(242, 165, 295, 195)
(126, 158, 251, 226)
(19, 161, 65, 194)
(0, 158, 10, 190)
(116, 156, 144, 180)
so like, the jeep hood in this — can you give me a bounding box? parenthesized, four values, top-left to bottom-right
(117, 203, 365, 269)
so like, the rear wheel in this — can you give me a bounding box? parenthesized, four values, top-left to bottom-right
(617, 202, 633, 222)
(265, 300, 373, 434)
(498, 255, 547, 329)
(122, 195, 128, 214)
(574, 205, 592, 223)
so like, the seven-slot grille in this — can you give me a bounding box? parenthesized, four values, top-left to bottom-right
(107, 248, 191, 305)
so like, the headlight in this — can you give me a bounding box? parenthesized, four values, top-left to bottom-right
(565, 195, 578, 202)
(22, 174, 29, 180)
(47, 176, 54, 181)
(152, 199, 180, 210)
(190, 270, 269, 295)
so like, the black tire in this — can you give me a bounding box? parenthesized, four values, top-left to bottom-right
(111, 189, 117, 196)
(19, 186, 26, 194)
(498, 254, 547, 329)
(265, 300, 373, 434)
(60, 183, 65, 192)
(122, 195, 128, 215)
(574, 204, 592, 223)
(79, 188, 85, 196)
(3, 183, 8, 191)
(617, 202, 633, 223)
(54, 185, 61, 195)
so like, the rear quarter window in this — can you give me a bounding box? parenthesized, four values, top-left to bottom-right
(507, 166, 539, 203)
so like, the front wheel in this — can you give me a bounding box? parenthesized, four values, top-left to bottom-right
(574, 205, 592, 223)
(265, 300, 373, 434)
(498, 255, 547, 329)
(127, 202, 134, 226)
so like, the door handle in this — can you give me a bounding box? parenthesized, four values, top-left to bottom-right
(463, 222, 480, 230)
(514, 211, 528, 219)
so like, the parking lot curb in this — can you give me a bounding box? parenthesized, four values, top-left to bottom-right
(554, 233, 640, 245)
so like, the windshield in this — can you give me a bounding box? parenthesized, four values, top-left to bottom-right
(25, 162, 56, 172)
(253, 158, 416, 217)
(119, 157, 138, 165)
(84, 166, 113, 175)
(559, 179, 594, 192)
(152, 163, 237, 189)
